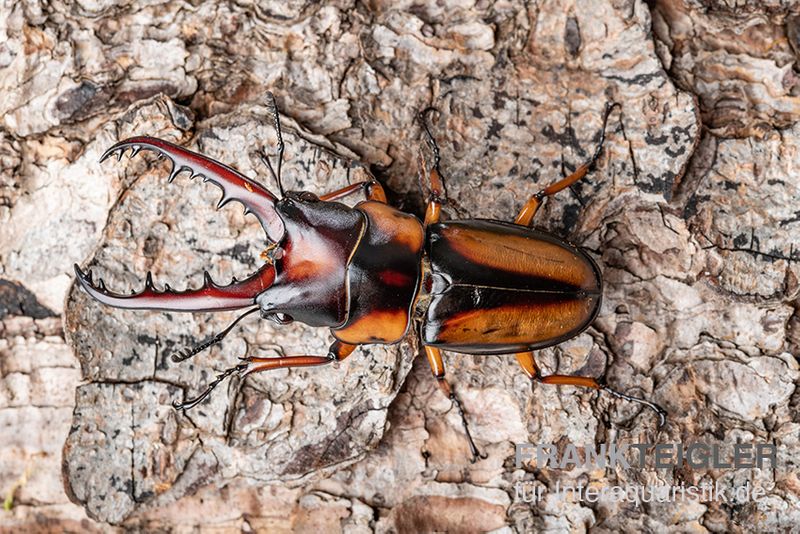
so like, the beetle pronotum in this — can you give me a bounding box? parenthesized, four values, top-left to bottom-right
(75, 94, 666, 460)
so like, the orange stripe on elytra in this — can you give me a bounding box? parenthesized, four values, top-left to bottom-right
(436, 298, 596, 345)
(443, 226, 594, 287)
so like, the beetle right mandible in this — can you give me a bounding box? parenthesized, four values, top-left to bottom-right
(75, 94, 666, 460)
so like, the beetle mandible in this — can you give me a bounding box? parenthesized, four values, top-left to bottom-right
(75, 94, 666, 460)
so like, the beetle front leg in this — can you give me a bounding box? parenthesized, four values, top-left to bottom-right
(515, 351, 667, 427)
(424, 346, 485, 462)
(240, 340, 356, 375)
(173, 340, 357, 410)
(318, 180, 388, 203)
(514, 103, 620, 227)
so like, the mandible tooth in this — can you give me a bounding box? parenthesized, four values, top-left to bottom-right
(97, 278, 106, 291)
(164, 283, 172, 291)
(130, 145, 141, 158)
(115, 148, 124, 161)
(145, 271, 154, 289)
(203, 271, 214, 287)
(168, 165, 180, 183)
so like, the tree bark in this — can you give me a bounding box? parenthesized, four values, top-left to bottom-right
(1, 0, 798, 531)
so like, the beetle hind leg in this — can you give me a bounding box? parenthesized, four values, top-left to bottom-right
(515, 103, 620, 227)
(424, 346, 486, 462)
(515, 351, 666, 427)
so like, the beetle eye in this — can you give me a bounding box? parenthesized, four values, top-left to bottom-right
(298, 191, 318, 202)
(268, 313, 294, 325)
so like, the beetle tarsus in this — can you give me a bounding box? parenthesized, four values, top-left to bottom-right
(173, 363, 248, 410)
(600, 384, 667, 428)
(448, 390, 486, 463)
(418, 107, 442, 176)
(418, 107, 449, 226)
(588, 102, 621, 172)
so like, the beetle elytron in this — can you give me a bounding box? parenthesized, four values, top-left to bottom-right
(75, 94, 666, 459)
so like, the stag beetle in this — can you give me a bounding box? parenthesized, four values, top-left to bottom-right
(75, 94, 666, 460)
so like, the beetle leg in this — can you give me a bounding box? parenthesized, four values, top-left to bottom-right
(318, 180, 388, 203)
(240, 340, 356, 376)
(172, 341, 357, 410)
(424, 346, 486, 462)
(74, 263, 275, 312)
(515, 103, 620, 227)
(418, 107, 448, 227)
(515, 351, 667, 427)
(100, 136, 284, 242)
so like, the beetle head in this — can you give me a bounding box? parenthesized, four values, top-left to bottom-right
(253, 191, 365, 328)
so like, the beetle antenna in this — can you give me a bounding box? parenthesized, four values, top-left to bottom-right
(418, 107, 442, 177)
(600, 384, 667, 428)
(172, 306, 259, 363)
(260, 91, 286, 196)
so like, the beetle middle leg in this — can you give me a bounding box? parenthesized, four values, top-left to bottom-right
(515, 103, 620, 227)
(515, 351, 666, 426)
(173, 340, 357, 410)
(423, 345, 485, 462)
(418, 107, 448, 226)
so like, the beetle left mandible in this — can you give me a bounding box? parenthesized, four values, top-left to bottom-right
(75, 94, 666, 461)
